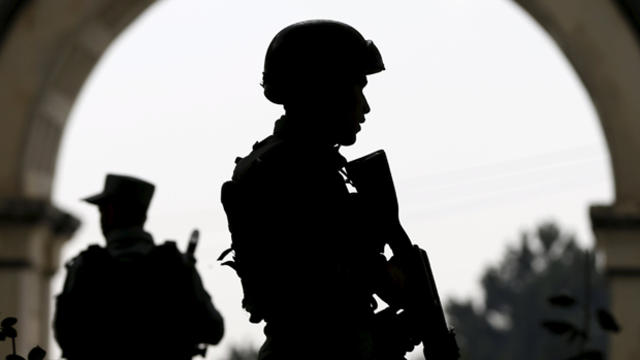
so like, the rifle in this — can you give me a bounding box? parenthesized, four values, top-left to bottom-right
(186, 229, 200, 264)
(184, 229, 209, 358)
(345, 150, 459, 360)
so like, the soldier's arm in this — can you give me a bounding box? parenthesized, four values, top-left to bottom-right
(53, 255, 89, 358)
(53, 271, 73, 352)
(187, 263, 225, 345)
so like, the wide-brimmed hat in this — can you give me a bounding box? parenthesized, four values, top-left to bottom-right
(83, 174, 155, 210)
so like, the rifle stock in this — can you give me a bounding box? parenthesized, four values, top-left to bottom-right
(345, 150, 459, 360)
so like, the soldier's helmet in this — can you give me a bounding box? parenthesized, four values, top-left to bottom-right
(262, 20, 385, 104)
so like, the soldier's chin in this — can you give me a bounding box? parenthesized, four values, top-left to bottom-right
(338, 133, 357, 146)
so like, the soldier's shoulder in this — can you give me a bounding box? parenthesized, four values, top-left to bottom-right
(148, 240, 188, 266)
(232, 136, 292, 182)
(65, 244, 109, 270)
(150, 240, 182, 258)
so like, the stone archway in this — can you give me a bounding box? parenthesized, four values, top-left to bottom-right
(0, 0, 155, 354)
(0, 0, 638, 358)
(512, 2, 640, 358)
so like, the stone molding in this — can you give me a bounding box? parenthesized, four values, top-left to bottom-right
(591, 204, 640, 229)
(0, 197, 80, 237)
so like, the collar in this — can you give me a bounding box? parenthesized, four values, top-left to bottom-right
(273, 115, 333, 146)
(105, 227, 154, 257)
(273, 116, 347, 169)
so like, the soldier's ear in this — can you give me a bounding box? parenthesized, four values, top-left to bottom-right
(98, 203, 112, 217)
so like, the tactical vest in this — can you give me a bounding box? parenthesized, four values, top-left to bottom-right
(56, 241, 198, 360)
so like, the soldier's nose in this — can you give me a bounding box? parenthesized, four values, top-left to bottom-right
(363, 96, 371, 115)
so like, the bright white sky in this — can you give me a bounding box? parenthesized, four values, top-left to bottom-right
(50, 0, 613, 358)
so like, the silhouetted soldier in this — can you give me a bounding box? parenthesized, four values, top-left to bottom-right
(54, 174, 224, 360)
(221, 20, 417, 360)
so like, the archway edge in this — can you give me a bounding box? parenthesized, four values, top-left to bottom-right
(1, 0, 640, 358)
(0, 0, 155, 355)
(2, 1, 639, 204)
(0, 0, 156, 199)
(513, 0, 640, 206)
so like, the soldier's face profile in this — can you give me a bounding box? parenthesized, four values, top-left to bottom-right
(98, 203, 115, 235)
(324, 76, 370, 146)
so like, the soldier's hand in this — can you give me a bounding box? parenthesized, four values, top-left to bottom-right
(375, 255, 411, 308)
(374, 308, 421, 358)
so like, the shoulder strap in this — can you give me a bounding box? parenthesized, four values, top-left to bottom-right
(61, 245, 111, 295)
(147, 241, 187, 267)
(232, 136, 287, 182)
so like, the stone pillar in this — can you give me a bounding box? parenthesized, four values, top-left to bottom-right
(591, 205, 640, 360)
(0, 0, 154, 356)
(0, 198, 78, 357)
(511, 1, 640, 358)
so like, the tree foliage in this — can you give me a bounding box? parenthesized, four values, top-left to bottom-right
(227, 344, 259, 360)
(445, 222, 609, 360)
(0, 317, 46, 360)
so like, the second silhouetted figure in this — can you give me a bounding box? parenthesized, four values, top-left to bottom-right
(54, 174, 224, 360)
